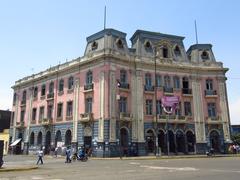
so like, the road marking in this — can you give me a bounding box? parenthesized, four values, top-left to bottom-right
(140, 165, 198, 171)
(129, 162, 140, 165)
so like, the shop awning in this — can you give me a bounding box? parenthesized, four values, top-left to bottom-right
(10, 138, 22, 146)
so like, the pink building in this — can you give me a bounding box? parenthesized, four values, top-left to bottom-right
(10, 29, 231, 156)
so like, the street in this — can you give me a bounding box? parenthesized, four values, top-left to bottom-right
(1, 155, 240, 180)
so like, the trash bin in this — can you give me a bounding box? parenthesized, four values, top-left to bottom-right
(0, 140, 3, 168)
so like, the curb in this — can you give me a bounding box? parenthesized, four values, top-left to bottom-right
(0, 166, 38, 172)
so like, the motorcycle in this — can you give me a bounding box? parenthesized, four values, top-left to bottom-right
(72, 153, 88, 162)
(206, 148, 215, 156)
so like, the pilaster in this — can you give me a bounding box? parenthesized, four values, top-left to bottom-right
(191, 76, 206, 144)
(98, 71, 105, 142)
(109, 70, 116, 142)
(217, 77, 231, 142)
(72, 78, 80, 144)
(12, 93, 19, 142)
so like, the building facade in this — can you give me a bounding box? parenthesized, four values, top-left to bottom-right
(0, 110, 11, 155)
(10, 29, 231, 156)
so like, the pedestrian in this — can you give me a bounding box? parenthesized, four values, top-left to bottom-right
(65, 146, 71, 163)
(36, 148, 44, 165)
(54, 147, 58, 158)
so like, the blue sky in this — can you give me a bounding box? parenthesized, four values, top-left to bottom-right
(0, 0, 239, 124)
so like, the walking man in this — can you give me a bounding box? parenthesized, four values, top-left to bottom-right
(36, 148, 44, 165)
(65, 146, 71, 163)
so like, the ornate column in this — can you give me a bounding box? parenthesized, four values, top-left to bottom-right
(23, 87, 33, 154)
(191, 75, 207, 153)
(12, 92, 19, 142)
(217, 77, 231, 150)
(72, 78, 80, 150)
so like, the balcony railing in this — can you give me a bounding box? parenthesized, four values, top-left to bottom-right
(182, 88, 192, 95)
(41, 118, 52, 126)
(158, 115, 187, 123)
(84, 83, 94, 91)
(144, 85, 154, 92)
(47, 93, 54, 99)
(163, 87, 173, 93)
(16, 121, 25, 128)
(118, 83, 129, 89)
(80, 113, 93, 122)
(205, 90, 217, 96)
(206, 116, 221, 124)
(119, 112, 132, 122)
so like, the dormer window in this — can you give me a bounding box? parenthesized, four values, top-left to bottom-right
(116, 39, 124, 48)
(174, 46, 181, 56)
(162, 47, 168, 58)
(201, 51, 209, 60)
(91, 41, 98, 50)
(144, 41, 152, 51)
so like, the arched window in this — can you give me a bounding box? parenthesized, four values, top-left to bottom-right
(30, 132, 34, 145)
(65, 130, 72, 146)
(58, 79, 64, 92)
(68, 76, 74, 90)
(164, 75, 171, 88)
(162, 47, 168, 58)
(37, 132, 42, 145)
(86, 71, 93, 85)
(120, 70, 127, 84)
(173, 76, 180, 89)
(201, 51, 209, 60)
(116, 39, 124, 48)
(145, 73, 152, 87)
(33, 87, 38, 98)
(41, 84, 46, 96)
(22, 90, 26, 103)
(174, 45, 181, 56)
(91, 41, 98, 50)
(144, 41, 152, 52)
(49, 82, 54, 94)
(13, 93, 17, 104)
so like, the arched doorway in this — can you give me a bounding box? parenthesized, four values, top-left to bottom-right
(16, 133, 23, 154)
(186, 131, 195, 153)
(210, 130, 220, 152)
(120, 128, 129, 156)
(29, 132, 34, 146)
(55, 130, 62, 147)
(65, 130, 72, 146)
(83, 127, 92, 152)
(45, 131, 51, 154)
(176, 130, 185, 153)
(168, 130, 175, 153)
(158, 130, 165, 154)
(37, 132, 42, 147)
(146, 129, 155, 154)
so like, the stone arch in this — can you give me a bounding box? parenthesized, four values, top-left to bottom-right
(55, 130, 62, 147)
(209, 129, 220, 152)
(186, 130, 195, 153)
(146, 129, 155, 154)
(157, 129, 165, 154)
(168, 130, 175, 153)
(176, 130, 186, 153)
(29, 132, 34, 146)
(65, 129, 72, 146)
(45, 131, 51, 154)
(37, 131, 43, 146)
(120, 127, 129, 156)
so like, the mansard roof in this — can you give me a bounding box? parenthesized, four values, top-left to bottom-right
(187, 44, 213, 53)
(130, 29, 185, 43)
(86, 28, 126, 43)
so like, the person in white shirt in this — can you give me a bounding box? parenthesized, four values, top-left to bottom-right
(36, 148, 44, 165)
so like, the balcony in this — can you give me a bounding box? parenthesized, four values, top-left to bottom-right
(163, 87, 173, 94)
(118, 83, 130, 89)
(84, 84, 94, 91)
(119, 112, 132, 122)
(144, 85, 154, 92)
(47, 93, 54, 100)
(205, 90, 217, 97)
(182, 88, 192, 95)
(21, 100, 26, 106)
(80, 113, 93, 123)
(41, 118, 52, 126)
(158, 115, 186, 123)
(206, 116, 221, 124)
(16, 121, 25, 128)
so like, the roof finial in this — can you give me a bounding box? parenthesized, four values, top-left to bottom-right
(194, 20, 199, 44)
(104, 6, 106, 30)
